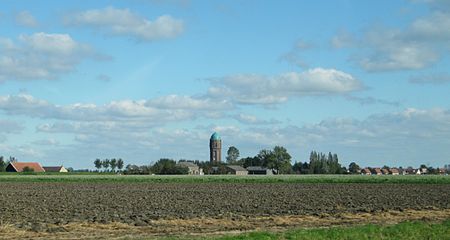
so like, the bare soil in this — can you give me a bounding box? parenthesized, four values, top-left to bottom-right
(0, 183, 449, 239)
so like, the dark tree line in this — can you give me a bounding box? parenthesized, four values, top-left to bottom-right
(292, 151, 345, 174)
(235, 146, 292, 174)
(124, 158, 189, 175)
(94, 146, 449, 175)
(94, 158, 124, 172)
(151, 159, 189, 175)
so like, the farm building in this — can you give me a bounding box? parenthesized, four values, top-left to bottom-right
(247, 166, 276, 175)
(6, 162, 45, 173)
(226, 165, 248, 175)
(371, 168, 382, 175)
(381, 168, 389, 175)
(389, 168, 399, 175)
(43, 166, 68, 173)
(177, 162, 203, 175)
(405, 167, 416, 175)
(361, 168, 371, 175)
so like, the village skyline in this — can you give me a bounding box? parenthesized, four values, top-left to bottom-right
(0, 0, 449, 169)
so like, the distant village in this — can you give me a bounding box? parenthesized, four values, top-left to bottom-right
(0, 132, 449, 175)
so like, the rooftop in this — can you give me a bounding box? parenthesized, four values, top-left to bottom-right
(178, 162, 199, 168)
(9, 162, 45, 172)
(210, 132, 221, 141)
(227, 165, 247, 172)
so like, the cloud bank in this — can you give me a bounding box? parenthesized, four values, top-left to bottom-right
(0, 32, 96, 81)
(65, 7, 184, 41)
(208, 68, 362, 105)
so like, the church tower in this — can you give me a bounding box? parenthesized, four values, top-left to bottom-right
(209, 132, 222, 163)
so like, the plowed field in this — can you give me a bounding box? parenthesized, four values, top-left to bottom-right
(0, 182, 449, 239)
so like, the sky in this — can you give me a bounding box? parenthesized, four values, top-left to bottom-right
(0, 0, 449, 169)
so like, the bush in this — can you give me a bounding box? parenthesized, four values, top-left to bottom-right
(22, 166, 35, 173)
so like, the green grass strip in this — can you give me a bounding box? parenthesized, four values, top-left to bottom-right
(178, 220, 450, 240)
(0, 173, 449, 184)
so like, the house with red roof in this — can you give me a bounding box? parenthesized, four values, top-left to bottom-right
(5, 162, 45, 173)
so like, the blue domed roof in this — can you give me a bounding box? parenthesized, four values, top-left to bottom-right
(210, 132, 221, 140)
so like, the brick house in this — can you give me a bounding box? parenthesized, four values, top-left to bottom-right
(371, 168, 382, 175)
(361, 168, 371, 175)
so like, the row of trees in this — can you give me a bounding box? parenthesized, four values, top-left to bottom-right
(121, 147, 334, 175)
(235, 146, 292, 173)
(292, 151, 345, 174)
(93, 158, 124, 172)
(89, 146, 450, 175)
(124, 159, 189, 175)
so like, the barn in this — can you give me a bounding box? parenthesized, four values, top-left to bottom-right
(247, 166, 275, 175)
(6, 162, 45, 173)
(226, 165, 248, 175)
(43, 166, 69, 173)
(177, 162, 203, 175)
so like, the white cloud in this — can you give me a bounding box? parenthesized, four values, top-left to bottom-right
(331, 30, 355, 49)
(0, 119, 23, 133)
(233, 113, 280, 125)
(0, 32, 97, 81)
(352, 27, 439, 71)
(344, 95, 400, 106)
(146, 94, 232, 110)
(409, 73, 450, 84)
(208, 68, 363, 105)
(411, 0, 450, 11)
(65, 6, 184, 41)
(15, 11, 38, 27)
(0, 143, 44, 159)
(8, 106, 450, 168)
(333, 7, 450, 71)
(226, 107, 450, 166)
(410, 11, 450, 40)
(279, 39, 314, 68)
(0, 94, 232, 123)
(32, 139, 59, 146)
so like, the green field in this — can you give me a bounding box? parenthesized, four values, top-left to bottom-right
(0, 173, 449, 184)
(160, 220, 450, 240)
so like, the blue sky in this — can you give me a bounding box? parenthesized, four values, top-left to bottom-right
(0, 0, 449, 169)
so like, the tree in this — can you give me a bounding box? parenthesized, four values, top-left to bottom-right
(272, 146, 292, 174)
(0, 156, 6, 172)
(94, 159, 102, 172)
(348, 162, 360, 174)
(237, 156, 261, 168)
(151, 159, 188, 175)
(102, 159, 110, 172)
(226, 146, 240, 164)
(117, 158, 124, 172)
(110, 158, 117, 172)
(124, 164, 140, 174)
(309, 151, 321, 174)
(308, 151, 343, 174)
(292, 161, 311, 174)
(257, 149, 275, 168)
(22, 166, 34, 173)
